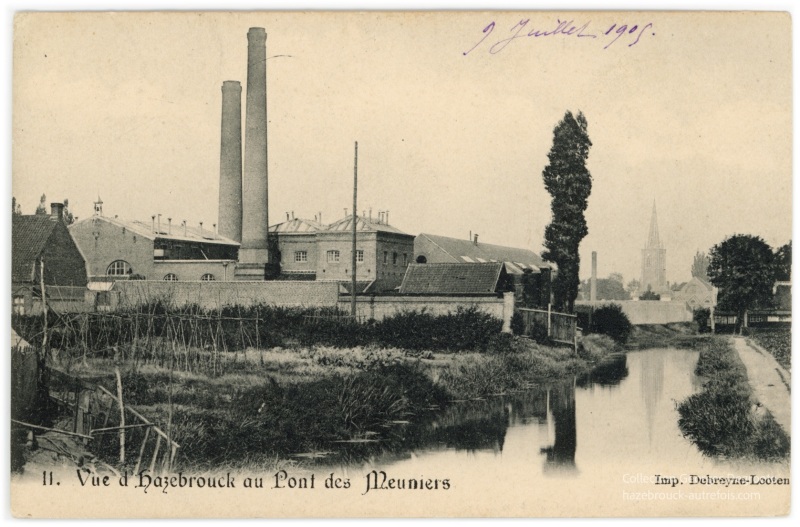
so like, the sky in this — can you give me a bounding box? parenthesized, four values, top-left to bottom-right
(10, 10, 792, 286)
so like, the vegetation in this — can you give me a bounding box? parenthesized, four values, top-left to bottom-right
(579, 274, 630, 300)
(541, 110, 592, 313)
(677, 338, 789, 461)
(707, 234, 776, 332)
(746, 327, 791, 372)
(691, 251, 709, 280)
(588, 304, 632, 344)
(693, 308, 711, 333)
(638, 287, 660, 300)
(773, 241, 791, 282)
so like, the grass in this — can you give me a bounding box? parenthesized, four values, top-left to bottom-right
(677, 337, 790, 461)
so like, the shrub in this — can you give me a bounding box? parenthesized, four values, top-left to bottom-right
(693, 308, 711, 333)
(589, 304, 632, 344)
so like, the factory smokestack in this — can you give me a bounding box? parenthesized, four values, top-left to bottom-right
(240, 27, 269, 264)
(218, 80, 243, 243)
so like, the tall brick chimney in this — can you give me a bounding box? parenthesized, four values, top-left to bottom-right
(240, 27, 269, 264)
(218, 80, 243, 243)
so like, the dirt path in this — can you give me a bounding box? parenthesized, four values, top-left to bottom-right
(732, 336, 791, 434)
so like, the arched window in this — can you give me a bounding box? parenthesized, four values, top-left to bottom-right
(107, 260, 132, 276)
(163, 273, 178, 281)
(416, 255, 427, 264)
(200, 273, 216, 282)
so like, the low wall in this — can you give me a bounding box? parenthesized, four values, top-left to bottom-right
(337, 293, 512, 326)
(113, 280, 340, 310)
(576, 300, 693, 325)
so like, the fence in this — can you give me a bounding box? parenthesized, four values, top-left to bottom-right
(517, 306, 578, 352)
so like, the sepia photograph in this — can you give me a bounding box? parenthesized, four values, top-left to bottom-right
(6, 7, 794, 519)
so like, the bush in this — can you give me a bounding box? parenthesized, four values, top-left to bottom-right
(693, 308, 711, 333)
(589, 304, 632, 344)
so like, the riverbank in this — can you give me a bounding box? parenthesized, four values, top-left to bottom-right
(625, 322, 711, 350)
(25, 333, 614, 473)
(677, 336, 789, 461)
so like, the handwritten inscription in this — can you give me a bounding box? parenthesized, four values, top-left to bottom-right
(463, 18, 654, 56)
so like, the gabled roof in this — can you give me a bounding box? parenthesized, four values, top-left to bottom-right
(325, 215, 409, 235)
(269, 218, 326, 233)
(417, 233, 549, 273)
(12, 215, 58, 282)
(399, 262, 505, 294)
(71, 215, 239, 246)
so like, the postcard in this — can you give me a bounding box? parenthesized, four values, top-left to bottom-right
(9, 10, 792, 518)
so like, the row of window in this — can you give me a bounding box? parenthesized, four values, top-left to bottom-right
(163, 273, 215, 281)
(295, 250, 408, 265)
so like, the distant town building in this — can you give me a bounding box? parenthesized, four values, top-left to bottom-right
(673, 276, 717, 310)
(640, 201, 667, 294)
(12, 203, 88, 314)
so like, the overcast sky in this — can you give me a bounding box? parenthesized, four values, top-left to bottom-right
(12, 11, 792, 284)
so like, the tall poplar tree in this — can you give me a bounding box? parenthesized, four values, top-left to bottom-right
(541, 111, 592, 313)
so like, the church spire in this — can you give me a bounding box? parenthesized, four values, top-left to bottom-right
(646, 200, 661, 249)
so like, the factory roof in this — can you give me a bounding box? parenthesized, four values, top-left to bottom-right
(325, 215, 409, 235)
(417, 233, 550, 274)
(399, 262, 507, 295)
(71, 215, 240, 246)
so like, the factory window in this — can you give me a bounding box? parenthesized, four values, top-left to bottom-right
(107, 260, 132, 276)
(392, 252, 398, 265)
(200, 273, 216, 281)
(295, 251, 308, 263)
(163, 273, 178, 281)
(383, 251, 388, 265)
(13, 295, 25, 316)
(356, 250, 364, 263)
(327, 250, 340, 263)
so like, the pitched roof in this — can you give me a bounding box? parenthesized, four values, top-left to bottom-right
(269, 217, 326, 233)
(399, 262, 505, 294)
(12, 215, 58, 282)
(417, 233, 549, 273)
(71, 215, 240, 246)
(325, 215, 409, 235)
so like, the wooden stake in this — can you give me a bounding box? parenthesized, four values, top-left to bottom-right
(115, 367, 125, 464)
(351, 141, 358, 318)
(134, 426, 151, 476)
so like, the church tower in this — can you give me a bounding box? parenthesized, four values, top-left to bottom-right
(641, 201, 667, 293)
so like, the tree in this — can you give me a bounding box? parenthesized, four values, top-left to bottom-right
(580, 275, 630, 301)
(691, 251, 709, 280)
(62, 198, 75, 225)
(35, 194, 47, 215)
(774, 241, 791, 282)
(12, 197, 21, 215)
(625, 279, 640, 297)
(541, 111, 592, 313)
(639, 286, 660, 301)
(707, 234, 775, 332)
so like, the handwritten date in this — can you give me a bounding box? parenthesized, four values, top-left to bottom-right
(463, 18, 654, 56)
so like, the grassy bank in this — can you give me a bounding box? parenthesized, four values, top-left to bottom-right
(43, 332, 613, 471)
(626, 323, 712, 350)
(677, 337, 789, 461)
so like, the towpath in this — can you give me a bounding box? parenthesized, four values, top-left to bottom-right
(732, 336, 791, 434)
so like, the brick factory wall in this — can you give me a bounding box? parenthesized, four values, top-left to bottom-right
(337, 294, 509, 323)
(113, 280, 340, 310)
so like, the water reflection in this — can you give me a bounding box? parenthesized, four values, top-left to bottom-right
(541, 381, 577, 474)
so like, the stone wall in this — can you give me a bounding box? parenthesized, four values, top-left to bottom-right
(576, 300, 692, 325)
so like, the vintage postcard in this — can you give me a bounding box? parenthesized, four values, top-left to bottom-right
(8, 10, 792, 519)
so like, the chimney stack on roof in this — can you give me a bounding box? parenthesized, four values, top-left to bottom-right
(50, 203, 65, 223)
(474, 233, 479, 245)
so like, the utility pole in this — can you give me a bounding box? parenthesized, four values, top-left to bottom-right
(351, 141, 358, 318)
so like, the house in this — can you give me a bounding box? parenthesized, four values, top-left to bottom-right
(673, 276, 717, 310)
(69, 201, 239, 283)
(11, 204, 89, 314)
(399, 262, 513, 295)
(270, 213, 415, 293)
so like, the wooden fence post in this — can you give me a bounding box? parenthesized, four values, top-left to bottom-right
(115, 368, 125, 464)
(547, 303, 552, 337)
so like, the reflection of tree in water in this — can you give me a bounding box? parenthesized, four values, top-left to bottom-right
(576, 353, 629, 387)
(540, 380, 578, 475)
